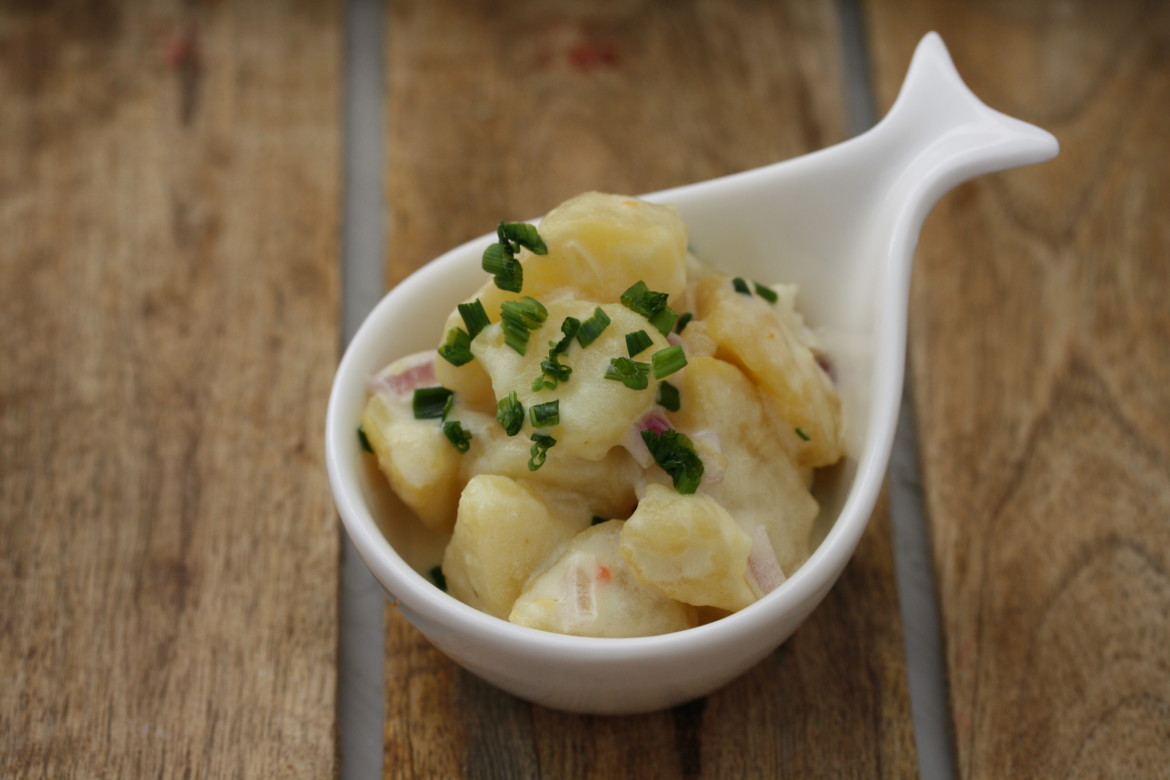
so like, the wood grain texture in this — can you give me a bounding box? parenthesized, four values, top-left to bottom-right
(865, 2, 1170, 777)
(0, 1, 341, 776)
(384, 1, 917, 776)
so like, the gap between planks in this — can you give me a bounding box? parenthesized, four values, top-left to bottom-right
(338, 1, 955, 777)
(339, 0, 387, 778)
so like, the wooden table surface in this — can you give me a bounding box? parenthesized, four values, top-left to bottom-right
(3, 1, 1167, 778)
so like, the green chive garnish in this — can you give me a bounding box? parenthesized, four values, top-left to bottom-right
(496, 391, 524, 436)
(498, 221, 548, 255)
(458, 299, 491, 339)
(651, 345, 687, 379)
(429, 565, 447, 592)
(576, 307, 611, 348)
(641, 428, 704, 494)
(438, 327, 474, 366)
(621, 281, 668, 316)
(482, 222, 547, 293)
(529, 433, 556, 471)
(675, 312, 693, 334)
(500, 296, 548, 355)
(648, 308, 679, 337)
(625, 329, 653, 357)
(482, 242, 523, 293)
(357, 425, 374, 454)
(604, 357, 650, 390)
(621, 280, 678, 337)
(413, 386, 454, 420)
(795, 427, 811, 442)
(753, 282, 779, 303)
(732, 277, 752, 295)
(442, 420, 473, 452)
(529, 400, 560, 428)
(656, 380, 680, 412)
(555, 317, 581, 353)
(533, 348, 572, 391)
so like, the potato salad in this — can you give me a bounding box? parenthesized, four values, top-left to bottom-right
(360, 192, 844, 637)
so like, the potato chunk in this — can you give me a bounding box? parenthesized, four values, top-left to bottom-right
(510, 521, 697, 637)
(620, 483, 756, 611)
(361, 352, 461, 533)
(519, 192, 689, 302)
(442, 475, 584, 619)
(463, 434, 638, 522)
(693, 276, 843, 467)
(472, 299, 667, 461)
(668, 356, 818, 576)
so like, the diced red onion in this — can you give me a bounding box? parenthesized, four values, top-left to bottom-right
(367, 351, 436, 399)
(746, 525, 786, 597)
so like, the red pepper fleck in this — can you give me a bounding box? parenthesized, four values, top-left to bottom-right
(596, 565, 612, 583)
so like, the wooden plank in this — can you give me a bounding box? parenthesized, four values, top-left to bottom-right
(383, 1, 917, 776)
(864, 2, 1170, 776)
(0, 2, 341, 776)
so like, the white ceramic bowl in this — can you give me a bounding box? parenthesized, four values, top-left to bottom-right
(326, 33, 1057, 714)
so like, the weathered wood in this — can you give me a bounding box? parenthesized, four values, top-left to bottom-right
(384, 1, 917, 776)
(865, 2, 1170, 776)
(0, 2, 341, 776)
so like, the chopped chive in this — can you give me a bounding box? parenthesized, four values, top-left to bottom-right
(533, 348, 572, 391)
(621, 280, 678, 337)
(651, 345, 688, 379)
(438, 327, 475, 366)
(641, 428, 704, 494)
(732, 277, 752, 295)
(604, 357, 651, 390)
(357, 425, 374, 454)
(428, 565, 447, 592)
(554, 317, 581, 353)
(795, 427, 811, 442)
(442, 420, 473, 453)
(528, 433, 556, 471)
(753, 282, 779, 303)
(656, 380, 680, 412)
(413, 386, 454, 420)
(482, 242, 523, 293)
(620, 281, 669, 317)
(500, 296, 548, 355)
(458, 299, 491, 339)
(625, 329, 653, 357)
(496, 391, 524, 436)
(529, 399, 560, 427)
(648, 307, 679, 337)
(498, 221, 548, 255)
(590, 515, 608, 526)
(575, 307, 611, 348)
(674, 312, 693, 334)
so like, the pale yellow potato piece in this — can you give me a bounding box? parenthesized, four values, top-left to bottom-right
(510, 521, 697, 637)
(442, 475, 584, 620)
(693, 276, 843, 468)
(463, 433, 638, 522)
(361, 393, 461, 533)
(620, 483, 756, 611)
(668, 356, 818, 576)
(472, 299, 667, 461)
(518, 192, 688, 302)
